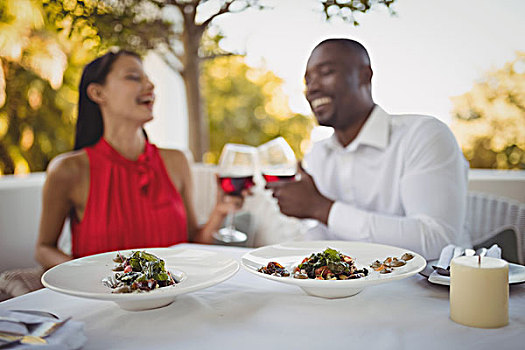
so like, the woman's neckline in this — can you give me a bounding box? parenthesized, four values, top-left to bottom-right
(98, 137, 151, 165)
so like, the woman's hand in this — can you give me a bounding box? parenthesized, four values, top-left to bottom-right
(213, 175, 252, 216)
(214, 194, 244, 216)
(193, 175, 253, 244)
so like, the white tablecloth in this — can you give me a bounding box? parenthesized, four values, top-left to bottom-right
(1, 244, 524, 349)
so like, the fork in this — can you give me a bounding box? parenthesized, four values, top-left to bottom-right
(0, 316, 72, 348)
(0, 309, 59, 329)
(0, 316, 71, 338)
(0, 316, 66, 333)
(11, 310, 59, 319)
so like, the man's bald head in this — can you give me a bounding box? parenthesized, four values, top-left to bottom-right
(313, 38, 371, 66)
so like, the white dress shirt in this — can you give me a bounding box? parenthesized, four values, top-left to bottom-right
(304, 105, 470, 259)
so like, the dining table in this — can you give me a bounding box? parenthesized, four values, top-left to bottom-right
(1, 243, 524, 349)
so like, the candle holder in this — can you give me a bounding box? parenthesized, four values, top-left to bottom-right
(449, 256, 509, 328)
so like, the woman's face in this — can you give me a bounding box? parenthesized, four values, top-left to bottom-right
(93, 54, 155, 124)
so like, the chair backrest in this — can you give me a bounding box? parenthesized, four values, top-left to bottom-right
(466, 191, 525, 264)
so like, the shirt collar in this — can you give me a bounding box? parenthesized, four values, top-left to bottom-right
(325, 105, 390, 152)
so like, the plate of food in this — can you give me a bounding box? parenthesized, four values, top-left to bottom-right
(241, 241, 426, 298)
(42, 248, 239, 311)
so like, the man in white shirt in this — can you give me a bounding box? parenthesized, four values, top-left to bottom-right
(266, 38, 469, 259)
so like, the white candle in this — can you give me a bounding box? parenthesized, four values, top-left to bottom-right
(450, 256, 508, 328)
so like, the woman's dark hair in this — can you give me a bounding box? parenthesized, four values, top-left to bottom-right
(74, 50, 142, 150)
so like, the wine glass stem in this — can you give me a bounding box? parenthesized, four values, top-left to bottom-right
(224, 210, 235, 235)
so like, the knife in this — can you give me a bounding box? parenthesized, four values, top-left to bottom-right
(31, 316, 72, 338)
(0, 332, 47, 346)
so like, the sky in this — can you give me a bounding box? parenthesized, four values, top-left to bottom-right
(213, 0, 525, 126)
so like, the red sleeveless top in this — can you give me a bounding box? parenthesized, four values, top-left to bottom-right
(71, 138, 188, 258)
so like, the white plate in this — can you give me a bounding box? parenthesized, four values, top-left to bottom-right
(420, 260, 525, 286)
(241, 241, 426, 299)
(42, 248, 239, 311)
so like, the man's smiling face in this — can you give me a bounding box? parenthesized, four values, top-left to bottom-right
(304, 42, 366, 130)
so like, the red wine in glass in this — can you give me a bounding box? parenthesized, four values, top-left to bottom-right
(262, 173, 296, 183)
(219, 176, 255, 196)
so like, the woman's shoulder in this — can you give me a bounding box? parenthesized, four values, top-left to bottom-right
(158, 148, 191, 170)
(157, 148, 192, 191)
(46, 150, 89, 184)
(157, 148, 189, 161)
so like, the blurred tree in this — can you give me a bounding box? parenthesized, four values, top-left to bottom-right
(0, 0, 72, 174)
(202, 55, 314, 163)
(450, 52, 525, 169)
(0, 0, 173, 174)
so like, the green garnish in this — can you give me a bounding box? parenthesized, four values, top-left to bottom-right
(106, 251, 177, 293)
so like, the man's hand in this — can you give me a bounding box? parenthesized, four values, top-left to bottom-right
(265, 164, 333, 224)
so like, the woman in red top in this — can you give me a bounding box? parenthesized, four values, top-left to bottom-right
(35, 50, 240, 269)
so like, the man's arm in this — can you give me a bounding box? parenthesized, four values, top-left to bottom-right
(326, 119, 469, 259)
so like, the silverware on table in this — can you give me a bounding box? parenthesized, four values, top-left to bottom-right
(10, 309, 59, 319)
(432, 247, 464, 276)
(431, 247, 490, 276)
(32, 316, 72, 338)
(0, 332, 47, 346)
(0, 315, 70, 335)
(0, 316, 72, 347)
(432, 265, 450, 276)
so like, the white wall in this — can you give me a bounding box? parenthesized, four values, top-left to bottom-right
(143, 52, 189, 152)
(0, 173, 45, 271)
(468, 170, 525, 203)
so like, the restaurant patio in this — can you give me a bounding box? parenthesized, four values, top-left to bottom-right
(1, 0, 524, 348)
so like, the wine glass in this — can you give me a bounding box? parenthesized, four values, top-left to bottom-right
(213, 143, 257, 243)
(258, 137, 297, 183)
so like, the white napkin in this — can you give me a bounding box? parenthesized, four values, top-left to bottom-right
(428, 244, 502, 285)
(0, 310, 86, 350)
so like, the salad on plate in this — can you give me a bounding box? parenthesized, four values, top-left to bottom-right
(103, 250, 178, 293)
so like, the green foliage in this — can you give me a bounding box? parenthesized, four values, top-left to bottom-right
(450, 52, 525, 169)
(0, 0, 174, 174)
(44, 0, 173, 55)
(0, 61, 74, 174)
(202, 56, 314, 164)
(319, 0, 396, 25)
